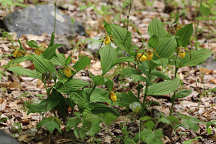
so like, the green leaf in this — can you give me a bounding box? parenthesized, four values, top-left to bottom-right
(73, 56, 91, 72)
(140, 129, 163, 144)
(8, 66, 41, 79)
(70, 92, 89, 109)
(66, 114, 81, 131)
(26, 100, 48, 113)
(92, 75, 105, 86)
(58, 79, 89, 93)
(155, 36, 177, 58)
(99, 45, 117, 75)
(86, 113, 101, 136)
(90, 88, 111, 103)
(178, 49, 212, 67)
(92, 103, 119, 116)
(175, 89, 192, 99)
(29, 55, 56, 74)
(100, 112, 118, 126)
(42, 43, 63, 60)
(117, 91, 139, 107)
(104, 22, 132, 54)
(151, 70, 170, 80)
(148, 18, 168, 37)
(104, 78, 113, 91)
(147, 78, 180, 96)
(115, 56, 134, 64)
(37, 117, 61, 133)
(50, 54, 66, 66)
(200, 3, 211, 16)
(176, 24, 193, 47)
(27, 40, 39, 48)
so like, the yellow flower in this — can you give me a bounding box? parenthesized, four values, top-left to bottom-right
(139, 55, 147, 62)
(146, 51, 153, 60)
(178, 51, 186, 58)
(136, 53, 142, 60)
(34, 49, 44, 55)
(64, 67, 73, 78)
(13, 49, 25, 58)
(104, 35, 111, 45)
(110, 91, 117, 102)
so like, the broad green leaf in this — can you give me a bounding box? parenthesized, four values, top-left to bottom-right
(178, 49, 212, 67)
(200, 3, 211, 16)
(147, 78, 180, 96)
(149, 36, 177, 58)
(46, 89, 64, 111)
(104, 22, 132, 54)
(26, 100, 48, 113)
(100, 112, 117, 126)
(29, 55, 56, 74)
(175, 89, 192, 99)
(176, 24, 193, 47)
(104, 78, 113, 91)
(90, 88, 111, 103)
(115, 56, 134, 64)
(8, 66, 41, 79)
(66, 115, 81, 131)
(50, 54, 66, 66)
(148, 18, 168, 37)
(42, 43, 63, 60)
(37, 117, 61, 133)
(92, 75, 105, 86)
(70, 92, 89, 109)
(86, 113, 101, 136)
(140, 129, 163, 144)
(73, 56, 91, 72)
(151, 70, 170, 80)
(92, 103, 119, 116)
(99, 45, 117, 75)
(27, 40, 39, 48)
(117, 91, 138, 107)
(58, 79, 89, 93)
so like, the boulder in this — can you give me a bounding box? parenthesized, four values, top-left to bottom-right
(0, 130, 18, 144)
(3, 4, 86, 37)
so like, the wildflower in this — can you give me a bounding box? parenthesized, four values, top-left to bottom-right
(139, 55, 147, 62)
(146, 51, 153, 60)
(178, 51, 186, 58)
(13, 49, 25, 58)
(63, 67, 73, 78)
(34, 49, 44, 55)
(136, 53, 142, 60)
(110, 91, 117, 102)
(104, 35, 111, 45)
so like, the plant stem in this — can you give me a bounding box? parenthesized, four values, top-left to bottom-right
(88, 84, 96, 101)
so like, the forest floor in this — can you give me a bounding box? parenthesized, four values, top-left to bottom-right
(0, 0, 216, 143)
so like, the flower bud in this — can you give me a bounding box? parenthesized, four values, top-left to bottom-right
(110, 91, 117, 102)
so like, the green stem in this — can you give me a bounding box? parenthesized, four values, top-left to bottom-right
(88, 84, 96, 101)
(143, 67, 151, 104)
(170, 57, 179, 115)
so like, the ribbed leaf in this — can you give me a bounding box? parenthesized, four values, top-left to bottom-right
(178, 49, 212, 67)
(176, 24, 193, 47)
(99, 45, 117, 75)
(148, 18, 168, 37)
(29, 55, 56, 74)
(73, 56, 91, 72)
(42, 43, 63, 60)
(8, 66, 41, 79)
(104, 22, 132, 54)
(153, 36, 177, 58)
(147, 78, 180, 96)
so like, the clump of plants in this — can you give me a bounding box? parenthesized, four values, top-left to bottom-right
(5, 12, 214, 144)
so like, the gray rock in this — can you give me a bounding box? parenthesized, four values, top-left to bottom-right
(3, 4, 86, 37)
(0, 130, 19, 144)
(199, 56, 216, 70)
